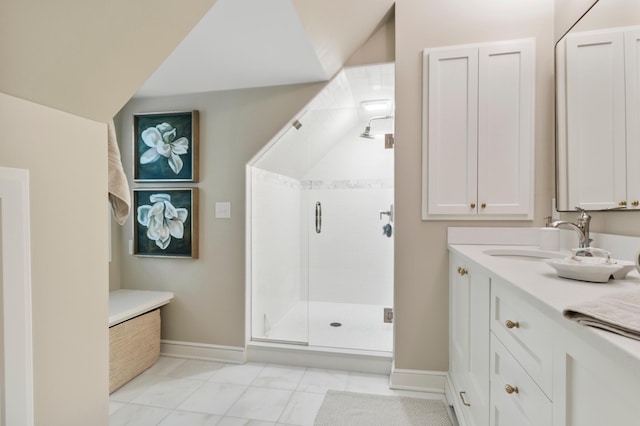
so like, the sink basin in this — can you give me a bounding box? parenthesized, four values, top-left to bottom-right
(483, 248, 565, 261)
(544, 257, 635, 283)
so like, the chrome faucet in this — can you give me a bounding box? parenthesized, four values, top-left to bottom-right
(551, 207, 592, 250)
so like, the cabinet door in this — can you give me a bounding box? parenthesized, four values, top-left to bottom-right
(449, 252, 470, 393)
(552, 323, 640, 426)
(449, 252, 490, 426)
(425, 47, 478, 216)
(566, 30, 626, 210)
(477, 39, 534, 216)
(626, 28, 640, 209)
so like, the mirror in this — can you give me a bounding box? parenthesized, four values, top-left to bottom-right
(555, 0, 640, 211)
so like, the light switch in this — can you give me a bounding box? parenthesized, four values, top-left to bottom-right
(215, 202, 231, 219)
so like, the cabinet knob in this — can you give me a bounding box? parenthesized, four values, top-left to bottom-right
(632, 200, 639, 207)
(619, 200, 627, 206)
(470, 203, 476, 209)
(481, 203, 487, 209)
(505, 320, 520, 329)
(505, 384, 519, 394)
(457, 267, 468, 276)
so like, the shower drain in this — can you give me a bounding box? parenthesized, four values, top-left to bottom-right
(330, 322, 342, 327)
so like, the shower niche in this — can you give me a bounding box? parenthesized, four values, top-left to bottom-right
(248, 63, 395, 353)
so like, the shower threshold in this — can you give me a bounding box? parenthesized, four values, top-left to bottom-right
(246, 340, 392, 375)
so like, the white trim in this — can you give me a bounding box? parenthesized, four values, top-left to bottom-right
(247, 341, 392, 374)
(389, 365, 447, 393)
(0, 167, 34, 426)
(160, 340, 245, 364)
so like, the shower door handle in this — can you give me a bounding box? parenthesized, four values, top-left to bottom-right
(315, 202, 322, 233)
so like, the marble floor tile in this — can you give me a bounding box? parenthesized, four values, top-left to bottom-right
(278, 391, 325, 426)
(226, 387, 292, 422)
(158, 410, 221, 425)
(217, 418, 276, 426)
(109, 401, 126, 415)
(131, 376, 204, 409)
(108, 404, 171, 426)
(345, 372, 395, 395)
(296, 368, 349, 394)
(252, 365, 305, 390)
(210, 362, 266, 385)
(110, 373, 167, 403)
(143, 356, 186, 376)
(168, 359, 226, 381)
(177, 382, 248, 415)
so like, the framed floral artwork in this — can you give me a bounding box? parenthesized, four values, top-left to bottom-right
(133, 188, 199, 258)
(133, 111, 199, 182)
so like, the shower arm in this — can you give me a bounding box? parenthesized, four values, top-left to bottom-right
(366, 115, 394, 127)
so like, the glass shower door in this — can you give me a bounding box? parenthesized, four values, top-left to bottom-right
(250, 111, 310, 344)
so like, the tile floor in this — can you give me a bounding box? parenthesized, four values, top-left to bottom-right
(109, 356, 447, 426)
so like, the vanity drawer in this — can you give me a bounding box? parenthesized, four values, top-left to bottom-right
(490, 277, 553, 396)
(490, 333, 552, 426)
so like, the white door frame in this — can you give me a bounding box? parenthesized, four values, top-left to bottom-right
(0, 167, 34, 426)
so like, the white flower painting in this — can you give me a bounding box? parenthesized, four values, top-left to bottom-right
(140, 122, 189, 174)
(134, 189, 198, 258)
(137, 193, 188, 250)
(134, 111, 199, 182)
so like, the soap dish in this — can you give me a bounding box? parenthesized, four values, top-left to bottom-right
(544, 257, 635, 283)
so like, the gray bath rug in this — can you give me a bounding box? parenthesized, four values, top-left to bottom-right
(314, 390, 453, 426)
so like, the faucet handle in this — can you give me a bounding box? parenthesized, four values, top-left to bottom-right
(574, 206, 591, 219)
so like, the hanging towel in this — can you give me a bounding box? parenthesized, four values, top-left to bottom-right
(107, 120, 131, 225)
(563, 290, 640, 341)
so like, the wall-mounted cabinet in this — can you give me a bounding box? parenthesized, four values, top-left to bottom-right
(422, 38, 535, 220)
(556, 26, 640, 210)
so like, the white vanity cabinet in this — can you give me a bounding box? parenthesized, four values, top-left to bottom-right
(552, 323, 640, 426)
(489, 278, 552, 426)
(448, 245, 640, 426)
(447, 251, 490, 426)
(560, 26, 640, 210)
(423, 38, 535, 220)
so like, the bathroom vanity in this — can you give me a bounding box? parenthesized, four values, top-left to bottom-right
(446, 235, 640, 426)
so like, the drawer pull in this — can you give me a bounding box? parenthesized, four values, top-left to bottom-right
(459, 391, 471, 406)
(505, 320, 520, 329)
(505, 384, 519, 394)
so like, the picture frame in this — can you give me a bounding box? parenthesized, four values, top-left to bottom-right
(133, 111, 199, 182)
(133, 188, 199, 258)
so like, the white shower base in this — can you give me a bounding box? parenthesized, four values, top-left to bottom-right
(264, 301, 393, 353)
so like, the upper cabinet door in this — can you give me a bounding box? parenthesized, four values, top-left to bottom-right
(626, 28, 640, 209)
(477, 39, 535, 216)
(566, 30, 626, 210)
(424, 46, 479, 216)
(422, 38, 535, 220)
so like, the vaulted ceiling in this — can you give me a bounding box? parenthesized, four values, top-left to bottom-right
(0, 0, 394, 121)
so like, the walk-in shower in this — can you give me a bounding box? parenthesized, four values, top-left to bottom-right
(247, 63, 394, 354)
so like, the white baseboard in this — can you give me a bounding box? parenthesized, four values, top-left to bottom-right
(389, 365, 447, 393)
(160, 340, 246, 364)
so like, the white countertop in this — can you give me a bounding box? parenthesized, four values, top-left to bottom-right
(109, 289, 174, 327)
(449, 244, 640, 364)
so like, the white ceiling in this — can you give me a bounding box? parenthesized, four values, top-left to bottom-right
(135, 0, 329, 98)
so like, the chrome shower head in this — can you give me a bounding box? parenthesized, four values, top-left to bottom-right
(360, 126, 374, 139)
(360, 115, 393, 139)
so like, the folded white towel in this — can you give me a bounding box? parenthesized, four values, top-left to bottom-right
(563, 290, 640, 341)
(107, 120, 131, 225)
